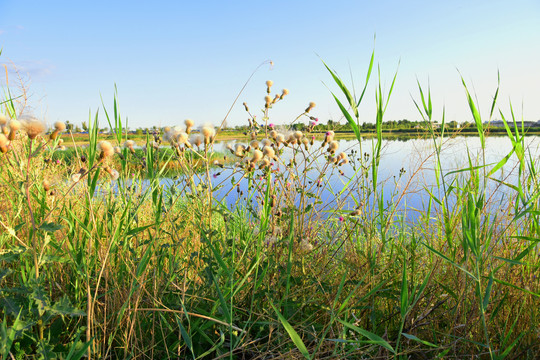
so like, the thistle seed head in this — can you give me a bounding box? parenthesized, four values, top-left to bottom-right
(184, 119, 194, 133)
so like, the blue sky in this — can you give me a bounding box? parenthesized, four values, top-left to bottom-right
(0, 0, 539, 129)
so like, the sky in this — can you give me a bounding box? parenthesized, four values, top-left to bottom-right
(0, 0, 539, 130)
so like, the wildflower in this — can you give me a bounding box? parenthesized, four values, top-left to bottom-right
(189, 134, 203, 148)
(302, 137, 310, 150)
(243, 102, 249, 112)
(280, 88, 289, 99)
(262, 145, 277, 160)
(99, 141, 115, 159)
(0, 113, 7, 126)
(234, 143, 246, 158)
(0, 134, 9, 153)
(268, 123, 275, 129)
(8, 120, 22, 141)
(339, 216, 344, 222)
(251, 149, 263, 163)
(327, 140, 339, 154)
(114, 146, 122, 154)
(259, 157, 270, 168)
(266, 80, 273, 94)
(50, 121, 66, 140)
(71, 173, 81, 182)
(265, 95, 272, 108)
(201, 123, 216, 145)
(276, 133, 285, 145)
(305, 101, 316, 113)
(124, 140, 136, 153)
(260, 138, 272, 148)
(322, 130, 335, 147)
(213, 173, 218, 179)
(293, 131, 303, 140)
(184, 119, 194, 134)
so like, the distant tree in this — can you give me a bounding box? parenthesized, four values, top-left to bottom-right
(81, 121, 88, 131)
(66, 121, 73, 132)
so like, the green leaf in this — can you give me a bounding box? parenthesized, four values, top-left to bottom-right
(46, 295, 85, 317)
(402, 333, 438, 348)
(270, 301, 311, 359)
(337, 318, 395, 354)
(39, 222, 63, 233)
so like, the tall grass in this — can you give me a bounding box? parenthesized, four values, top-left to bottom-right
(0, 53, 539, 359)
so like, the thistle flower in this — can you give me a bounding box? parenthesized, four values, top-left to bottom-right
(293, 131, 303, 140)
(189, 134, 203, 148)
(8, 120, 22, 141)
(201, 123, 216, 145)
(276, 133, 286, 145)
(280, 88, 289, 99)
(262, 145, 277, 160)
(264, 95, 272, 108)
(250, 140, 259, 150)
(24, 118, 46, 140)
(213, 160, 224, 168)
(251, 149, 263, 163)
(0, 134, 9, 153)
(124, 140, 136, 153)
(184, 119, 194, 134)
(49, 121, 66, 140)
(266, 80, 273, 94)
(302, 137, 310, 150)
(0, 113, 7, 126)
(226, 143, 234, 154)
(322, 131, 335, 147)
(305, 101, 316, 113)
(71, 173, 81, 182)
(260, 138, 272, 148)
(243, 102, 249, 112)
(327, 140, 339, 154)
(259, 157, 270, 168)
(234, 143, 246, 158)
(99, 141, 115, 159)
(269, 130, 278, 139)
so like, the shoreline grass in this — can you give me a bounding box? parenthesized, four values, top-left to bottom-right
(0, 55, 539, 359)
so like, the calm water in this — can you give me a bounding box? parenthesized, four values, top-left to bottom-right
(147, 136, 540, 222)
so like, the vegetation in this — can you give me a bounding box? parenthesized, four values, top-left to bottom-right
(0, 53, 539, 359)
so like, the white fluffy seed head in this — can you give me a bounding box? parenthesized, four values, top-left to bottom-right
(177, 132, 189, 144)
(99, 141, 115, 158)
(201, 123, 216, 144)
(250, 140, 259, 149)
(293, 131, 303, 140)
(54, 121, 66, 131)
(24, 119, 46, 139)
(262, 145, 275, 159)
(251, 149, 263, 162)
(184, 119, 194, 133)
(276, 133, 285, 144)
(327, 140, 339, 153)
(9, 120, 21, 131)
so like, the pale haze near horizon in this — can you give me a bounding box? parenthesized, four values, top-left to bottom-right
(0, 0, 539, 130)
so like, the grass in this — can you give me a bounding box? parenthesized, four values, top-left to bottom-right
(0, 53, 539, 359)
